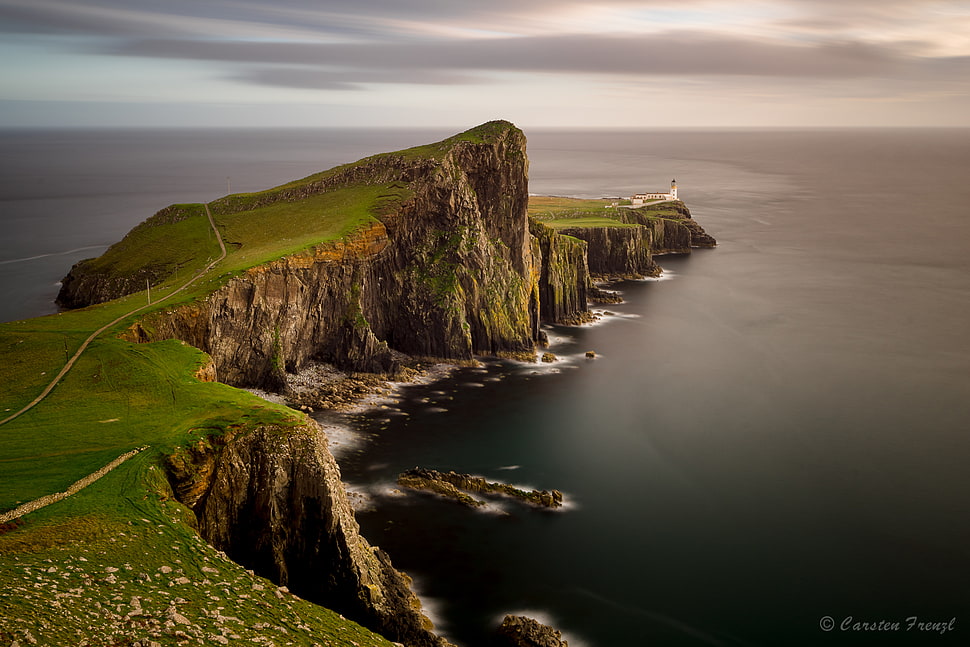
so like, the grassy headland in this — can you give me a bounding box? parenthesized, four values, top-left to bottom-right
(0, 124, 471, 644)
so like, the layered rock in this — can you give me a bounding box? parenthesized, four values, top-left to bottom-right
(166, 422, 452, 647)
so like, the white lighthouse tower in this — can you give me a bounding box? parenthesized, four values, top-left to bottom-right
(670, 179, 678, 200)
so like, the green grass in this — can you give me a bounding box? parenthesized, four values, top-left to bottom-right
(75, 204, 213, 282)
(623, 201, 686, 219)
(527, 195, 616, 218)
(528, 195, 687, 230)
(527, 196, 639, 229)
(0, 313, 402, 643)
(214, 184, 403, 271)
(0, 453, 395, 647)
(539, 217, 639, 229)
(0, 328, 303, 511)
(381, 119, 520, 160)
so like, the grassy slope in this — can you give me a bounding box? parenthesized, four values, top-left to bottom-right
(0, 452, 394, 647)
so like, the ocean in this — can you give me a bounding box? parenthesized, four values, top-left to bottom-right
(2, 127, 969, 646)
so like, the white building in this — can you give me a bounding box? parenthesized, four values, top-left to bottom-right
(631, 179, 678, 205)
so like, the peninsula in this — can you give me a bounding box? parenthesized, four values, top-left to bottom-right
(0, 121, 714, 646)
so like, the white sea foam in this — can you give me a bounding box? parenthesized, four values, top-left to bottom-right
(315, 419, 365, 459)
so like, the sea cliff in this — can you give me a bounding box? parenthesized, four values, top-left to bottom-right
(166, 421, 448, 647)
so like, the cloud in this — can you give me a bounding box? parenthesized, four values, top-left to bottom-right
(235, 66, 486, 91)
(102, 31, 911, 85)
(3, 0, 968, 128)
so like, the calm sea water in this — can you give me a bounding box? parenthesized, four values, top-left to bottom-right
(2, 128, 969, 646)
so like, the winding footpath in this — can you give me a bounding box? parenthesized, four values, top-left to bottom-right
(0, 204, 226, 520)
(0, 204, 226, 429)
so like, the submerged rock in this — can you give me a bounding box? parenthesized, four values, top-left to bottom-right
(398, 468, 563, 508)
(497, 615, 569, 647)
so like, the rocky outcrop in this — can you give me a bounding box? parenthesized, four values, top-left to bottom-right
(681, 217, 718, 248)
(497, 615, 569, 647)
(398, 468, 563, 508)
(554, 225, 660, 280)
(165, 422, 452, 647)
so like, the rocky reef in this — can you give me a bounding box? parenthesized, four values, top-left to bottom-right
(398, 468, 563, 508)
(496, 615, 570, 647)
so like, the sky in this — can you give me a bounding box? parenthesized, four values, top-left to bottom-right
(1, 0, 969, 129)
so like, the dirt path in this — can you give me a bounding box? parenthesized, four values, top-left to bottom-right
(0, 204, 226, 428)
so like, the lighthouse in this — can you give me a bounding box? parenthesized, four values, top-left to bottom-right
(670, 179, 678, 200)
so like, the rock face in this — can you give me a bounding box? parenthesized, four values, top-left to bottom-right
(529, 221, 594, 325)
(616, 201, 717, 254)
(497, 615, 569, 647)
(554, 225, 660, 279)
(165, 422, 452, 647)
